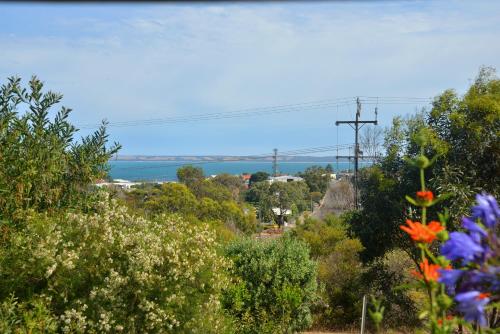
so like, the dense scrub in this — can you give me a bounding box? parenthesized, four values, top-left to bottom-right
(222, 236, 318, 334)
(0, 194, 232, 333)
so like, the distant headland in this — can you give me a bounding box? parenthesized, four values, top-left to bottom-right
(113, 155, 357, 162)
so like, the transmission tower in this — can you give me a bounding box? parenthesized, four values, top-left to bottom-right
(272, 148, 279, 177)
(335, 97, 378, 209)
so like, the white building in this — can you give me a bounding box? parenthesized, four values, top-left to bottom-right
(268, 175, 304, 184)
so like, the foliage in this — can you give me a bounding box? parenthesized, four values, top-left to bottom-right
(292, 215, 366, 328)
(0, 193, 232, 333)
(222, 236, 318, 334)
(246, 181, 310, 226)
(427, 66, 500, 219)
(144, 183, 198, 216)
(176, 165, 205, 187)
(347, 166, 411, 262)
(0, 76, 120, 220)
(0, 295, 57, 334)
(249, 171, 269, 186)
(298, 166, 331, 195)
(397, 133, 499, 333)
(130, 182, 257, 235)
(363, 249, 423, 329)
(212, 173, 246, 202)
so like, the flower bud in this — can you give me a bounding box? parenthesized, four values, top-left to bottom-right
(415, 131, 429, 147)
(436, 230, 449, 241)
(437, 294, 453, 310)
(415, 155, 430, 169)
(370, 312, 383, 324)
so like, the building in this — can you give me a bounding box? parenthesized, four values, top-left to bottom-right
(241, 173, 251, 188)
(268, 175, 304, 184)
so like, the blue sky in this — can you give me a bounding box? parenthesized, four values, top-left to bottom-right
(1, 1, 499, 155)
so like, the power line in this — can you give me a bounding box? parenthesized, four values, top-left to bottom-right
(79, 98, 357, 129)
(78, 96, 432, 129)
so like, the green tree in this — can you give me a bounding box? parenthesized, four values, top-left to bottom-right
(298, 166, 330, 194)
(249, 171, 269, 186)
(0, 76, 120, 219)
(427, 66, 500, 219)
(212, 173, 246, 201)
(144, 183, 198, 216)
(292, 215, 365, 327)
(176, 165, 205, 187)
(223, 236, 318, 334)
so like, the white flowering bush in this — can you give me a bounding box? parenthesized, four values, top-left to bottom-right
(0, 193, 232, 333)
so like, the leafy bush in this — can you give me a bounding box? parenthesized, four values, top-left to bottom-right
(0, 76, 119, 219)
(0, 193, 232, 333)
(133, 182, 257, 235)
(292, 215, 366, 328)
(363, 249, 423, 329)
(0, 295, 57, 334)
(223, 236, 318, 334)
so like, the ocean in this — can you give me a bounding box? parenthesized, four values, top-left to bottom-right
(108, 161, 372, 181)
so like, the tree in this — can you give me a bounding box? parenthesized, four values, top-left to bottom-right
(245, 181, 309, 226)
(223, 236, 318, 334)
(298, 166, 330, 194)
(249, 171, 269, 186)
(212, 173, 245, 201)
(176, 165, 205, 187)
(427, 66, 500, 219)
(325, 163, 334, 173)
(144, 183, 198, 216)
(292, 215, 365, 328)
(0, 76, 120, 219)
(269, 181, 309, 226)
(360, 125, 383, 159)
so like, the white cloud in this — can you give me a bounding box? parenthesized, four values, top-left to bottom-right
(0, 1, 499, 154)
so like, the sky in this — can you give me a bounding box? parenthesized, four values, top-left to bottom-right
(1, 0, 499, 156)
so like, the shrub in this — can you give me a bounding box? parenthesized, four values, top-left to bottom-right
(0, 295, 57, 334)
(293, 215, 366, 328)
(223, 236, 318, 334)
(0, 76, 119, 220)
(0, 193, 232, 333)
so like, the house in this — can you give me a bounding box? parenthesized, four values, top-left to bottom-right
(241, 173, 251, 188)
(268, 175, 304, 184)
(94, 179, 139, 190)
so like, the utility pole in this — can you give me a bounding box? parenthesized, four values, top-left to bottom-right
(272, 148, 278, 177)
(335, 97, 378, 209)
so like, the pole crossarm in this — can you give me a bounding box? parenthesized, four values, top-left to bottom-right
(335, 155, 378, 160)
(335, 120, 378, 125)
(334, 97, 378, 209)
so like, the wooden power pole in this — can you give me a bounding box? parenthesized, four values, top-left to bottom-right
(335, 97, 378, 209)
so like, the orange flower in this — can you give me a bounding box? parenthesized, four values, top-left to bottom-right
(477, 293, 491, 300)
(417, 190, 434, 202)
(400, 220, 444, 243)
(412, 259, 441, 282)
(438, 315, 454, 325)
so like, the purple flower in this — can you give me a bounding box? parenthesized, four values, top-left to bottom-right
(455, 291, 490, 327)
(467, 268, 500, 292)
(438, 269, 463, 294)
(441, 232, 484, 264)
(462, 217, 487, 243)
(472, 193, 499, 228)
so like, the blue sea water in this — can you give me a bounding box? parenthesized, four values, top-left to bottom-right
(108, 160, 372, 181)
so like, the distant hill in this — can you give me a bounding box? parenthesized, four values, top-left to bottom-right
(113, 155, 358, 162)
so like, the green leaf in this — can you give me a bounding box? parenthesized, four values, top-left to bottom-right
(405, 195, 418, 206)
